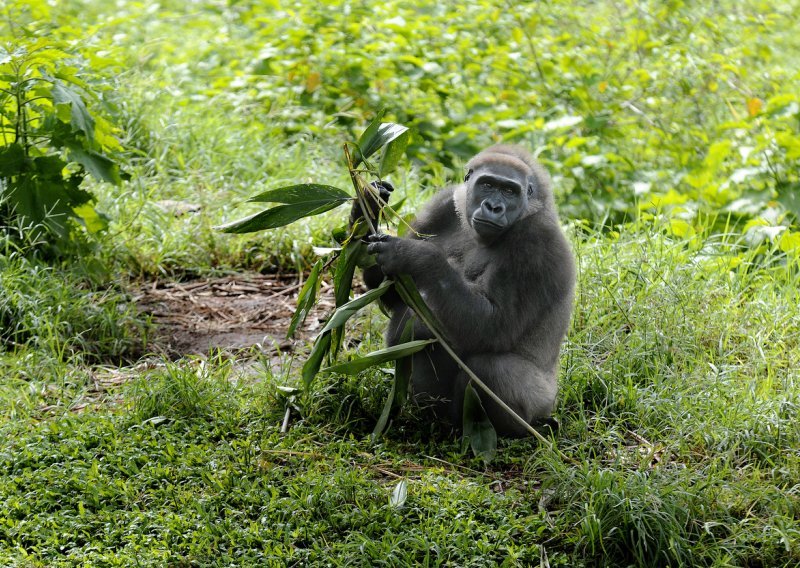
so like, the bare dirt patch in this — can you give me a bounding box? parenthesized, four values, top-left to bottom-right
(133, 273, 336, 357)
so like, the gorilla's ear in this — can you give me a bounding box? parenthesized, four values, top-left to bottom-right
(527, 180, 536, 197)
(464, 169, 473, 182)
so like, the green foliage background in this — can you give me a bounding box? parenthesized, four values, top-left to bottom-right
(6, 0, 798, 264)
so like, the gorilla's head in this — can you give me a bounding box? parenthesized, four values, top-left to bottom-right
(456, 145, 552, 243)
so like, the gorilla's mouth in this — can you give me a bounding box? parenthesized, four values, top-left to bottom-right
(472, 216, 506, 231)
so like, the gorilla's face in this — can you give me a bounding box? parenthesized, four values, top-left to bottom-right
(465, 162, 530, 243)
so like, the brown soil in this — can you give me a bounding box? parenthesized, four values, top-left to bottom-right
(133, 273, 336, 357)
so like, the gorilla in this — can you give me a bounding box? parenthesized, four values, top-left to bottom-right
(360, 145, 575, 437)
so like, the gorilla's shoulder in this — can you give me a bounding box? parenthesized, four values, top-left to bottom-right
(412, 186, 459, 234)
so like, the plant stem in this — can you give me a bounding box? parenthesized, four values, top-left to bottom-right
(343, 143, 378, 235)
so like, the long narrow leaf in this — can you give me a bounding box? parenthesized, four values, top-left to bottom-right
(372, 384, 396, 440)
(394, 275, 442, 338)
(302, 332, 332, 389)
(331, 240, 365, 357)
(372, 316, 416, 439)
(463, 382, 498, 464)
(379, 129, 411, 177)
(320, 279, 393, 336)
(215, 200, 346, 233)
(287, 259, 323, 339)
(247, 184, 351, 204)
(302, 280, 394, 389)
(322, 339, 436, 375)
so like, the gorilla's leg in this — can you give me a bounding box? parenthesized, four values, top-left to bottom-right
(409, 343, 460, 421)
(457, 354, 557, 437)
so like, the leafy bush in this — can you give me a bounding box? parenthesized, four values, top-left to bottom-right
(0, 19, 126, 251)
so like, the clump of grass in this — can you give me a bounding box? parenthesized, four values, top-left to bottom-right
(0, 250, 150, 363)
(127, 355, 242, 428)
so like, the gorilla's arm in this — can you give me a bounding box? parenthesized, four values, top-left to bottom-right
(361, 186, 459, 305)
(368, 219, 571, 353)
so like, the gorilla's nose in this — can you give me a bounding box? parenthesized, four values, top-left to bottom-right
(482, 199, 506, 218)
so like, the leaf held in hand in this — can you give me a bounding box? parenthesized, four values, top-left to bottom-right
(215, 184, 352, 233)
(287, 259, 323, 339)
(353, 110, 410, 169)
(301, 280, 394, 389)
(322, 339, 436, 375)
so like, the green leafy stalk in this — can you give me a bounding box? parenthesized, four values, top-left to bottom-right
(287, 259, 323, 339)
(322, 339, 436, 375)
(215, 184, 351, 234)
(301, 279, 394, 388)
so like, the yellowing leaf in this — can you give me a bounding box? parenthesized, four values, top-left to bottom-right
(778, 231, 800, 255)
(669, 218, 694, 238)
(747, 97, 763, 117)
(598, 81, 608, 93)
(305, 72, 321, 93)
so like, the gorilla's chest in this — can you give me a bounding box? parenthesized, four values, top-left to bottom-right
(446, 243, 493, 283)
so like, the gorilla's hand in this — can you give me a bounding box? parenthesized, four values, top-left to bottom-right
(349, 181, 395, 232)
(366, 234, 442, 276)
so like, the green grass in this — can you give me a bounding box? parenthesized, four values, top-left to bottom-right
(2, 225, 799, 566)
(2, 0, 800, 565)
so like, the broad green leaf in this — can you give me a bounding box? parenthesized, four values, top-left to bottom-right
(356, 122, 409, 167)
(247, 184, 351, 204)
(51, 82, 94, 142)
(379, 129, 411, 177)
(287, 259, 323, 339)
(302, 332, 332, 389)
(68, 147, 122, 185)
(72, 203, 108, 233)
(352, 110, 385, 168)
(0, 143, 25, 177)
(215, 200, 346, 233)
(322, 339, 436, 375)
(462, 382, 497, 464)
